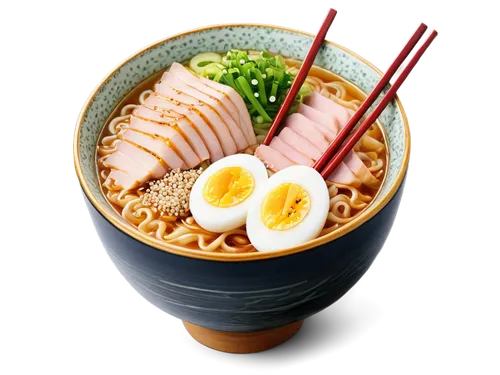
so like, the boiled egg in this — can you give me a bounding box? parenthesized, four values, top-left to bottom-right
(190, 154, 268, 233)
(246, 165, 329, 252)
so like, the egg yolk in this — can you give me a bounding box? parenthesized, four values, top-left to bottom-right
(203, 166, 255, 207)
(261, 183, 311, 231)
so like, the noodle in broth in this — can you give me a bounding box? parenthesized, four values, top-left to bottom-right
(97, 57, 387, 253)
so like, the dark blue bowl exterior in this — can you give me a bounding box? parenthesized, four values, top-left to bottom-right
(85, 179, 405, 332)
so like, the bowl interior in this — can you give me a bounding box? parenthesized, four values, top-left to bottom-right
(75, 24, 408, 258)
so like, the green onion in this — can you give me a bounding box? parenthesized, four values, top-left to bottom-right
(297, 82, 313, 102)
(257, 59, 267, 73)
(261, 51, 273, 59)
(254, 121, 271, 130)
(274, 54, 286, 70)
(254, 115, 264, 124)
(200, 63, 224, 79)
(273, 68, 284, 88)
(189, 53, 222, 74)
(189, 49, 313, 136)
(240, 62, 254, 82)
(213, 71, 224, 82)
(236, 50, 249, 63)
(270, 82, 279, 103)
(236, 76, 272, 122)
(220, 73, 244, 97)
(250, 68, 267, 106)
(254, 127, 269, 135)
(233, 77, 246, 97)
(263, 68, 274, 82)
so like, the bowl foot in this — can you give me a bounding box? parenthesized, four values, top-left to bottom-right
(183, 320, 304, 354)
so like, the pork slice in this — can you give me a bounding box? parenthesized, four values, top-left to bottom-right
(298, 102, 339, 133)
(123, 129, 186, 170)
(103, 150, 150, 184)
(305, 92, 350, 129)
(129, 117, 200, 169)
(326, 162, 362, 187)
(105, 170, 139, 191)
(133, 105, 181, 123)
(174, 118, 210, 162)
(152, 89, 237, 156)
(343, 150, 380, 189)
(117, 141, 167, 179)
(269, 137, 313, 167)
(254, 145, 296, 172)
(169, 62, 256, 145)
(285, 113, 330, 152)
(278, 127, 323, 160)
(159, 72, 248, 151)
(143, 96, 224, 162)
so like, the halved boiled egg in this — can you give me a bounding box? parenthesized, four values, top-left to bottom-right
(246, 165, 329, 252)
(190, 154, 268, 233)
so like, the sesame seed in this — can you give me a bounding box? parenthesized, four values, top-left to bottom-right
(269, 96, 276, 103)
(251, 79, 258, 85)
(141, 167, 203, 217)
(254, 92, 259, 98)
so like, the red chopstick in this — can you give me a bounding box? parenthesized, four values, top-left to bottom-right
(320, 30, 438, 179)
(313, 23, 428, 172)
(263, 8, 337, 145)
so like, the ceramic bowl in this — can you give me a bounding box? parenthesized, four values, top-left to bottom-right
(74, 24, 409, 353)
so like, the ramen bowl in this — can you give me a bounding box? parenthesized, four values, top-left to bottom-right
(74, 24, 409, 353)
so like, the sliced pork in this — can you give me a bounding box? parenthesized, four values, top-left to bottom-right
(255, 142, 359, 186)
(132, 107, 209, 163)
(270, 137, 313, 167)
(305, 92, 350, 129)
(103, 151, 149, 185)
(255, 145, 295, 172)
(123, 130, 186, 170)
(284, 113, 330, 152)
(133, 105, 210, 162)
(172, 118, 210, 163)
(159, 72, 248, 151)
(106, 170, 139, 191)
(103, 61, 258, 191)
(152, 87, 238, 156)
(255, 92, 380, 190)
(143, 96, 224, 162)
(327, 162, 361, 187)
(168, 62, 256, 146)
(170, 63, 257, 145)
(117, 141, 167, 179)
(343, 150, 380, 188)
(133, 105, 181, 123)
(308, 118, 337, 142)
(298, 103, 339, 134)
(278, 127, 323, 160)
(129, 117, 199, 169)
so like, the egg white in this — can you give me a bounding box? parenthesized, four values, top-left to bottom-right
(246, 165, 330, 252)
(189, 154, 269, 233)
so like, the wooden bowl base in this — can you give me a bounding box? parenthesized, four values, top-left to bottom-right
(183, 320, 304, 354)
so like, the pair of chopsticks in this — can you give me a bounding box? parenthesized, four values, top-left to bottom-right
(262, 8, 338, 146)
(262, 8, 438, 179)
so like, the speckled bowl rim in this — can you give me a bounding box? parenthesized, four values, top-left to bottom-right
(74, 23, 410, 262)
